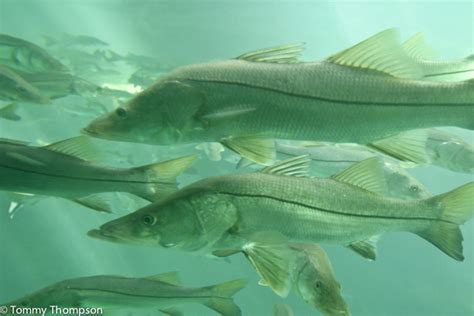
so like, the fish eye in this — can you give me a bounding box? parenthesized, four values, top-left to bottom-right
(315, 280, 323, 289)
(141, 214, 157, 226)
(115, 107, 127, 118)
(409, 185, 419, 192)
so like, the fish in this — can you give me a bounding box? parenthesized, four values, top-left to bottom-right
(0, 103, 21, 121)
(12, 69, 103, 99)
(403, 33, 474, 82)
(371, 128, 474, 174)
(0, 33, 68, 73)
(0, 136, 196, 206)
(88, 156, 474, 265)
(276, 140, 431, 200)
(42, 33, 108, 48)
(1, 272, 246, 316)
(83, 29, 474, 165)
(290, 243, 350, 316)
(0, 65, 50, 104)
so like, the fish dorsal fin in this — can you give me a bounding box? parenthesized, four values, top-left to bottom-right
(236, 43, 305, 64)
(402, 32, 438, 60)
(0, 137, 30, 146)
(144, 271, 181, 286)
(261, 155, 311, 177)
(44, 136, 101, 161)
(326, 28, 422, 79)
(331, 157, 387, 194)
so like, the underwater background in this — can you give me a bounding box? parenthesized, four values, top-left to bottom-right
(0, 0, 473, 315)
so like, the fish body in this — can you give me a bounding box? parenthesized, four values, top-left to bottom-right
(14, 70, 102, 99)
(1, 273, 246, 316)
(0, 33, 68, 73)
(276, 140, 431, 200)
(84, 30, 474, 164)
(90, 156, 474, 261)
(0, 137, 195, 202)
(0, 65, 49, 103)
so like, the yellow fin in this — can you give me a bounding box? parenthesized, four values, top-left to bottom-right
(220, 134, 275, 165)
(326, 28, 422, 79)
(44, 136, 102, 162)
(331, 157, 388, 194)
(236, 43, 305, 64)
(347, 236, 379, 261)
(402, 32, 438, 60)
(260, 155, 311, 177)
(242, 232, 294, 298)
(144, 271, 181, 286)
(370, 129, 430, 164)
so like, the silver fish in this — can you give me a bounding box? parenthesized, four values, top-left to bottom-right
(0, 136, 196, 204)
(84, 29, 474, 165)
(1, 272, 246, 316)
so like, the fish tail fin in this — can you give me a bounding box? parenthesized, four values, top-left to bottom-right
(417, 182, 474, 261)
(131, 155, 197, 201)
(202, 279, 247, 316)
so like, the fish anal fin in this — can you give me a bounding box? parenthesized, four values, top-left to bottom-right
(331, 157, 388, 195)
(326, 28, 422, 79)
(71, 195, 112, 213)
(370, 129, 430, 164)
(347, 236, 379, 261)
(220, 134, 275, 166)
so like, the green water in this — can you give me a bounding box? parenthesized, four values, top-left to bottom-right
(0, 0, 473, 315)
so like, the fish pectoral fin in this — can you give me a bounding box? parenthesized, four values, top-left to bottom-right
(132, 155, 197, 202)
(0, 103, 21, 121)
(203, 279, 247, 316)
(402, 32, 438, 60)
(370, 129, 431, 165)
(6, 152, 46, 167)
(197, 106, 257, 125)
(236, 43, 305, 64)
(331, 157, 388, 195)
(347, 236, 379, 261)
(242, 232, 295, 298)
(326, 28, 422, 79)
(144, 271, 181, 286)
(44, 136, 103, 162)
(220, 134, 276, 166)
(159, 307, 183, 316)
(71, 194, 113, 213)
(260, 155, 311, 177)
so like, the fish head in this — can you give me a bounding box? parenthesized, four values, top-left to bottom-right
(295, 260, 350, 316)
(88, 187, 231, 251)
(83, 79, 205, 145)
(384, 165, 431, 200)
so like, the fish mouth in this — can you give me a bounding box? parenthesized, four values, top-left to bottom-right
(81, 127, 101, 137)
(87, 229, 123, 242)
